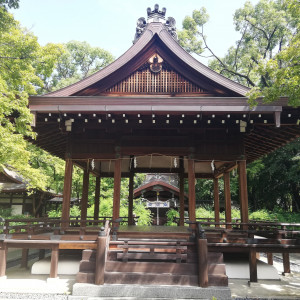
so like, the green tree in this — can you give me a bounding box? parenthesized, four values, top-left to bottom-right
(39, 40, 115, 93)
(247, 138, 300, 212)
(0, 7, 62, 189)
(178, 0, 299, 105)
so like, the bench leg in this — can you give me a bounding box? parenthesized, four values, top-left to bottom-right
(282, 253, 290, 274)
(50, 246, 59, 278)
(21, 248, 29, 268)
(0, 242, 7, 277)
(249, 249, 257, 282)
(267, 253, 273, 265)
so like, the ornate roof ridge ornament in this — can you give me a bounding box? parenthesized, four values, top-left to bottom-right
(133, 4, 178, 44)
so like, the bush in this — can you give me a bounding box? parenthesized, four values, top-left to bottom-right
(166, 208, 179, 226)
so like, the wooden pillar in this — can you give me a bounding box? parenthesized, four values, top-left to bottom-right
(238, 161, 249, 228)
(113, 159, 121, 221)
(94, 176, 101, 221)
(213, 178, 220, 227)
(198, 239, 208, 287)
(128, 173, 134, 225)
(282, 253, 291, 273)
(81, 168, 90, 227)
(61, 159, 73, 229)
(249, 249, 258, 282)
(50, 245, 59, 278)
(179, 172, 185, 226)
(188, 159, 196, 222)
(224, 172, 232, 229)
(0, 242, 7, 277)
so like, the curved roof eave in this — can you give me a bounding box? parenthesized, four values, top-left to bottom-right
(45, 22, 250, 97)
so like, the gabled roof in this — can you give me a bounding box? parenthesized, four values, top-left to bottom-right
(46, 23, 250, 97)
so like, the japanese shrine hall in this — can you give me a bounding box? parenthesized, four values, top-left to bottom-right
(29, 6, 299, 227)
(22, 4, 300, 289)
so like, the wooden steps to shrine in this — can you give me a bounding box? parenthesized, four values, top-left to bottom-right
(76, 237, 228, 287)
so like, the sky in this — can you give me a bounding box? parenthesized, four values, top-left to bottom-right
(11, 0, 259, 65)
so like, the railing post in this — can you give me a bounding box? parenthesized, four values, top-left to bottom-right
(50, 245, 59, 278)
(95, 227, 107, 285)
(0, 241, 7, 278)
(197, 225, 208, 288)
(249, 248, 257, 282)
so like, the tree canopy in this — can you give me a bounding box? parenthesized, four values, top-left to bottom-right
(0, 4, 114, 191)
(178, 0, 300, 106)
(0, 6, 62, 189)
(39, 40, 114, 94)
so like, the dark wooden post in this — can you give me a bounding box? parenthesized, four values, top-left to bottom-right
(113, 159, 121, 221)
(238, 161, 249, 229)
(94, 176, 101, 221)
(224, 172, 232, 229)
(282, 253, 291, 274)
(267, 253, 273, 265)
(249, 249, 258, 282)
(179, 172, 185, 226)
(188, 159, 196, 223)
(0, 241, 7, 277)
(21, 248, 29, 268)
(50, 245, 59, 278)
(198, 239, 208, 287)
(128, 172, 134, 225)
(61, 159, 73, 229)
(95, 236, 107, 284)
(213, 178, 220, 227)
(81, 168, 90, 227)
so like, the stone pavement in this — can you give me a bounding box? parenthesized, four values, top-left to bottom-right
(0, 253, 299, 299)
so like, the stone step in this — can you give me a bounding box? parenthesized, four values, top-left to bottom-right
(71, 283, 231, 299)
(104, 272, 198, 286)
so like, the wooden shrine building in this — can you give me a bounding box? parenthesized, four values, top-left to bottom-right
(133, 173, 188, 225)
(29, 5, 300, 228)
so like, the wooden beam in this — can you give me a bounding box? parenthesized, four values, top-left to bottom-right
(238, 160, 249, 228)
(113, 159, 122, 221)
(188, 159, 196, 222)
(224, 172, 232, 229)
(213, 178, 220, 227)
(128, 172, 134, 225)
(94, 176, 101, 221)
(61, 159, 73, 229)
(81, 168, 90, 227)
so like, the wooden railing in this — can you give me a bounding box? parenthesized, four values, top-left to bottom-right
(0, 216, 140, 235)
(0, 218, 300, 285)
(0, 219, 111, 281)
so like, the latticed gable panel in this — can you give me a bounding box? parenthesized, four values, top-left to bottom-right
(105, 63, 207, 94)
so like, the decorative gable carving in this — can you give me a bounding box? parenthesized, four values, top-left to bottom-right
(105, 59, 207, 95)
